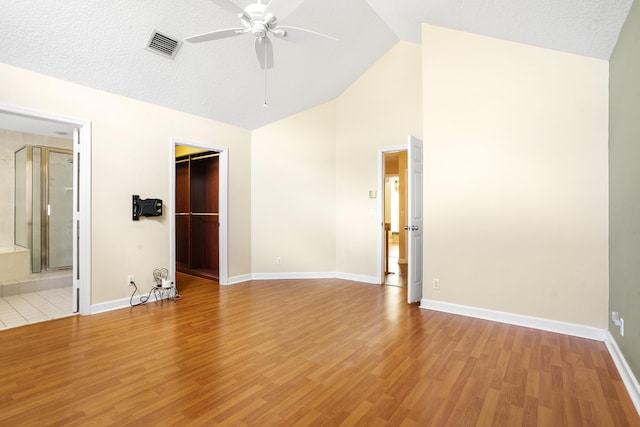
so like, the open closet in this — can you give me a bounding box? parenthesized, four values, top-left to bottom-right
(175, 150, 219, 280)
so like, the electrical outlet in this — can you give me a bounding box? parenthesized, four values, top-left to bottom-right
(128, 274, 135, 286)
(433, 278, 440, 289)
(276, 257, 282, 265)
(612, 311, 624, 336)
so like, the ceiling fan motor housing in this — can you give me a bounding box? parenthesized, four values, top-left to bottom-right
(243, 3, 276, 38)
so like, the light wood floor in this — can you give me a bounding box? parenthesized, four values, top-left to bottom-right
(0, 274, 638, 426)
(384, 241, 407, 288)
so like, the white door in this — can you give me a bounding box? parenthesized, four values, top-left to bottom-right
(72, 128, 80, 313)
(406, 135, 423, 303)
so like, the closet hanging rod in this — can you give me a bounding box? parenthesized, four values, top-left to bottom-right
(191, 153, 219, 160)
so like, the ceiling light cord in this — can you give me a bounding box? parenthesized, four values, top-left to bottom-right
(263, 40, 269, 107)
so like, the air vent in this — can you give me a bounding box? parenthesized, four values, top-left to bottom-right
(146, 30, 182, 59)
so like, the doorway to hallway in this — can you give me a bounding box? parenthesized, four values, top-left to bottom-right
(381, 152, 408, 288)
(384, 239, 407, 287)
(377, 135, 423, 302)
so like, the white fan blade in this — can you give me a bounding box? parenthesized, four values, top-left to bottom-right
(264, 0, 305, 20)
(255, 37, 274, 69)
(185, 28, 248, 43)
(272, 26, 338, 49)
(210, 0, 252, 21)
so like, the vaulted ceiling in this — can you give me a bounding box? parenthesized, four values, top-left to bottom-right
(0, 0, 633, 132)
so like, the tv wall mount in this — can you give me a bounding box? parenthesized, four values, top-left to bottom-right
(132, 195, 163, 220)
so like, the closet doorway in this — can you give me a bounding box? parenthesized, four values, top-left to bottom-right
(170, 140, 228, 286)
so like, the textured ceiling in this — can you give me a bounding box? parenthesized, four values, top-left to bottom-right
(366, 0, 633, 60)
(0, 0, 633, 132)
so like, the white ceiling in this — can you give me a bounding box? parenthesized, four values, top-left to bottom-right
(0, 0, 633, 133)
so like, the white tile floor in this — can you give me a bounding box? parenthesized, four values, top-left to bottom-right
(0, 287, 74, 330)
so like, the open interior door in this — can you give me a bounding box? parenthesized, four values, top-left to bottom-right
(406, 135, 423, 303)
(72, 128, 80, 313)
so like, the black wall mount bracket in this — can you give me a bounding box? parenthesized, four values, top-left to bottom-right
(132, 195, 163, 220)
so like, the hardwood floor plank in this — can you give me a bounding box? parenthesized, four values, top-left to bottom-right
(476, 387, 500, 426)
(522, 395, 539, 427)
(0, 274, 638, 426)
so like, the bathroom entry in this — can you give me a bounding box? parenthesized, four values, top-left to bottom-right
(0, 123, 78, 327)
(0, 108, 92, 319)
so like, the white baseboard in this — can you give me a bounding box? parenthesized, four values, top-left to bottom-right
(247, 272, 378, 284)
(251, 272, 337, 281)
(91, 289, 176, 314)
(335, 272, 378, 284)
(605, 331, 640, 415)
(226, 274, 252, 285)
(91, 296, 139, 314)
(217, 272, 377, 285)
(419, 299, 607, 341)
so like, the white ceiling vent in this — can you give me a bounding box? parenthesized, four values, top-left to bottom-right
(146, 30, 182, 59)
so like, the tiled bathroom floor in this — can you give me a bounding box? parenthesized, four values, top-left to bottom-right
(0, 287, 74, 330)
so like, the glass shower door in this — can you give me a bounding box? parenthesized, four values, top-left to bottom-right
(47, 150, 73, 270)
(14, 147, 28, 249)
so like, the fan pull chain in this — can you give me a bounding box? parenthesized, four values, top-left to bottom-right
(263, 42, 269, 107)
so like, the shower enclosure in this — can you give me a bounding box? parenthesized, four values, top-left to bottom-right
(14, 145, 73, 273)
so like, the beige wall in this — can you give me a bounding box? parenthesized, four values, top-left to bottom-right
(251, 102, 337, 274)
(0, 63, 252, 304)
(335, 41, 423, 278)
(250, 41, 422, 279)
(421, 25, 609, 328)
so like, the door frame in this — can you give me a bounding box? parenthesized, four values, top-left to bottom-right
(169, 138, 229, 285)
(377, 144, 407, 285)
(0, 103, 92, 315)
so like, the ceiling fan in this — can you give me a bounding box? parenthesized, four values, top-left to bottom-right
(185, 0, 338, 70)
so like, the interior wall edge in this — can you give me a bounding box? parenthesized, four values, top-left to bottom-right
(605, 331, 640, 416)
